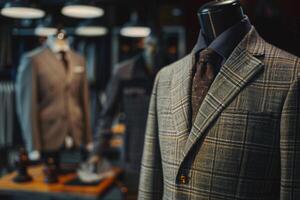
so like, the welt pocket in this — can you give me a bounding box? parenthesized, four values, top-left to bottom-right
(219, 109, 279, 127)
(221, 109, 276, 118)
(72, 70, 84, 77)
(73, 72, 83, 76)
(215, 109, 279, 148)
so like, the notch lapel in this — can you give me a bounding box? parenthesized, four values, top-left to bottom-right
(170, 52, 195, 148)
(180, 27, 266, 163)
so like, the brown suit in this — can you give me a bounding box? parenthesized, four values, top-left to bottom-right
(16, 46, 92, 152)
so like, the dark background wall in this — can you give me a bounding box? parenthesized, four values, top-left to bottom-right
(0, 0, 299, 81)
(186, 0, 300, 56)
(0, 0, 299, 52)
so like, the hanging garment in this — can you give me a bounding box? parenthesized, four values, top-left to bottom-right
(0, 81, 15, 147)
(0, 22, 12, 69)
(94, 54, 156, 170)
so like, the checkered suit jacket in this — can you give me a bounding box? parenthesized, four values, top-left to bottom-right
(138, 27, 300, 200)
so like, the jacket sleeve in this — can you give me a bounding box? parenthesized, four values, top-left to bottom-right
(98, 72, 122, 132)
(93, 72, 122, 155)
(15, 56, 41, 152)
(280, 73, 300, 199)
(81, 62, 92, 144)
(138, 72, 163, 200)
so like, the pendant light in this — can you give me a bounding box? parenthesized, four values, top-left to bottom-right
(35, 27, 57, 37)
(75, 19, 108, 37)
(1, 1, 45, 19)
(61, 1, 104, 19)
(120, 12, 151, 38)
(34, 16, 57, 37)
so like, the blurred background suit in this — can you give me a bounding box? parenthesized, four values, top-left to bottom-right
(95, 53, 156, 164)
(16, 46, 92, 153)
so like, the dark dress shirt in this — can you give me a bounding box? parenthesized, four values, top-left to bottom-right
(194, 16, 252, 69)
(190, 17, 252, 129)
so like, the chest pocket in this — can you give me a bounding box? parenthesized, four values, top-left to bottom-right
(214, 110, 279, 148)
(70, 68, 84, 91)
(191, 110, 280, 184)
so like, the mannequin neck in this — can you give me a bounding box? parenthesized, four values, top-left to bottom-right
(47, 36, 70, 53)
(198, 0, 244, 44)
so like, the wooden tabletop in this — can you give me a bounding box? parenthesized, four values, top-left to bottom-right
(0, 165, 122, 198)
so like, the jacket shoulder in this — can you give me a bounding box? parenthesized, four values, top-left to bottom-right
(156, 54, 191, 83)
(18, 47, 47, 72)
(113, 57, 136, 79)
(263, 42, 300, 80)
(22, 46, 46, 60)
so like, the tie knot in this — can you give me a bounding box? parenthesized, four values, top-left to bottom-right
(59, 50, 66, 57)
(198, 48, 221, 65)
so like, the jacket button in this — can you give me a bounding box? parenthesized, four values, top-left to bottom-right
(179, 175, 188, 184)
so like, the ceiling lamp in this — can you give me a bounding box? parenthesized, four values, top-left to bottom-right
(120, 27, 151, 38)
(75, 19, 108, 37)
(120, 12, 151, 38)
(34, 16, 57, 37)
(1, 1, 45, 19)
(76, 26, 108, 37)
(35, 27, 57, 37)
(61, 3, 104, 19)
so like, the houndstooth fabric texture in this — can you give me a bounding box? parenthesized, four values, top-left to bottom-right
(138, 27, 300, 200)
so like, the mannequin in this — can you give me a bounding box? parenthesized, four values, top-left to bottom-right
(84, 35, 160, 189)
(16, 28, 92, 180)
(198, 0, 245, 44)
(27, 30, 73, 162)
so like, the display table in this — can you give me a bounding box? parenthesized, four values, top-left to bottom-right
(0, 165, 123, 200)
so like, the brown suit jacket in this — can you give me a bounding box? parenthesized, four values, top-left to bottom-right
(139, 27, 300, 199)
(16, 47, 92, 152)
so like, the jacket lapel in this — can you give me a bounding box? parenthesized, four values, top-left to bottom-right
(65, 50, 76, 85)
(180, 27, 266, 162)
(44, 48, 78, 85)
(43, 48, 67, 79)
(170, 52, 195, 145)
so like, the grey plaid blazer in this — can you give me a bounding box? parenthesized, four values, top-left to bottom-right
(138, 27, 300, 200)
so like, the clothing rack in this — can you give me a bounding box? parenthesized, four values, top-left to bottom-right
(0, 81, 16, 148)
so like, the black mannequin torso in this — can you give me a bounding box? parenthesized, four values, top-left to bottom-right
(198, 0, 245, 44)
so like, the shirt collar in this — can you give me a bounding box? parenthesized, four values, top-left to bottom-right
(194, 16, 252, 61)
